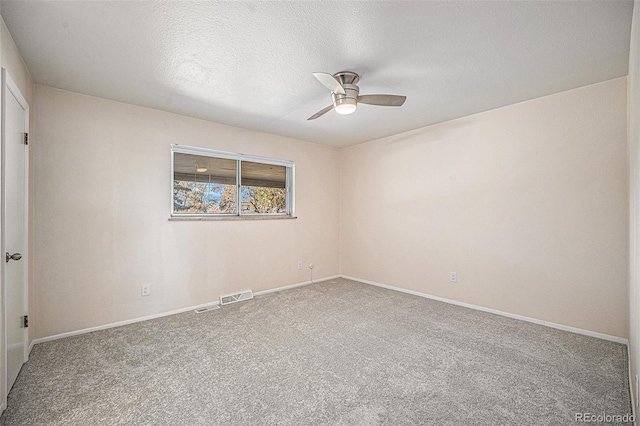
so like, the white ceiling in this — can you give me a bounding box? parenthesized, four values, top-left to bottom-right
(0, 1, 634, 147)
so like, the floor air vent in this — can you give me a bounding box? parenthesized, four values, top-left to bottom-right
(220, 290, 253, 306)
(194, 305, 220, 314)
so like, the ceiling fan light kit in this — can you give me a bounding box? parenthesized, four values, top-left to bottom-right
(308, 71, 406, 120)
(335, 102, 357, 115)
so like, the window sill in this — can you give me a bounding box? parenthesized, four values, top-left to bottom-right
(169, 215, 297, 222)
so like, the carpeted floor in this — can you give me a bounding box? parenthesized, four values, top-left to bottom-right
(0, 278, 632, 425)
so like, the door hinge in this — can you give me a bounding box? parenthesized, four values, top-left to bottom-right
(22, 315, 28, 328)
(23, 133, 28, 145)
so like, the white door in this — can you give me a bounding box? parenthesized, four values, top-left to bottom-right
(1, 68, 29, 399)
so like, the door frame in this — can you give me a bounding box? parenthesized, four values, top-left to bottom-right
(0, 68, 30, 410)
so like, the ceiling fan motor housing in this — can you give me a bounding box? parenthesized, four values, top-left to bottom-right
(332, 84, 359, 110)
(332, 71, 360, 112)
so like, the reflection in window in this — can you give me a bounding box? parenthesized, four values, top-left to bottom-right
(173, 154, 237, 214)
(241, 161, 286, 214)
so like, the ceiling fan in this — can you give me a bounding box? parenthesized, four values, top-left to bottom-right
(308, 71, 406, 120)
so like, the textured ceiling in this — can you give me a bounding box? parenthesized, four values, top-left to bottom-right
(0, 1, 634, 147)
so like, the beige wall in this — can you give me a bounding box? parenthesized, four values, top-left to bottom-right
(0, 18, 34, 107)
(32, 85, 340, 338)
(341, 77, 628, 338)
(628, 0, 639, 411)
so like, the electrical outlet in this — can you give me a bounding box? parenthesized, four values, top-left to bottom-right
(141, 284, 150, 297)
(309, 263, 315, 270)
(297, 261, 303, 270)
(449, 272, 457, 283)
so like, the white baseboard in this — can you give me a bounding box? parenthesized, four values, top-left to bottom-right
(30, 273, 627, 347)
(31, 275, 340, 346)
(341, 275, 629, 345)
(253, 275, 339, 297)
(31, 302, 220, 345)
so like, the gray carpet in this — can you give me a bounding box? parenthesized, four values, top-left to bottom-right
(0, 278, 632, 425)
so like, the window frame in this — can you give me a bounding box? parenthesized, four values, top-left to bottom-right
(171, 144, 295, 218)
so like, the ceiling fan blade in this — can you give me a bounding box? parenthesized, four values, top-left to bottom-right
(307, 104, 334, 120)
(358, 94, 406, 107)
(313, 72, 346, 95)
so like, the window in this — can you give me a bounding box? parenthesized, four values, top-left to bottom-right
(171, 145, 294, 217)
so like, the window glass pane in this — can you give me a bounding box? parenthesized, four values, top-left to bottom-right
(240, 161, 287, 214)
(173, 153, 237, 214)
